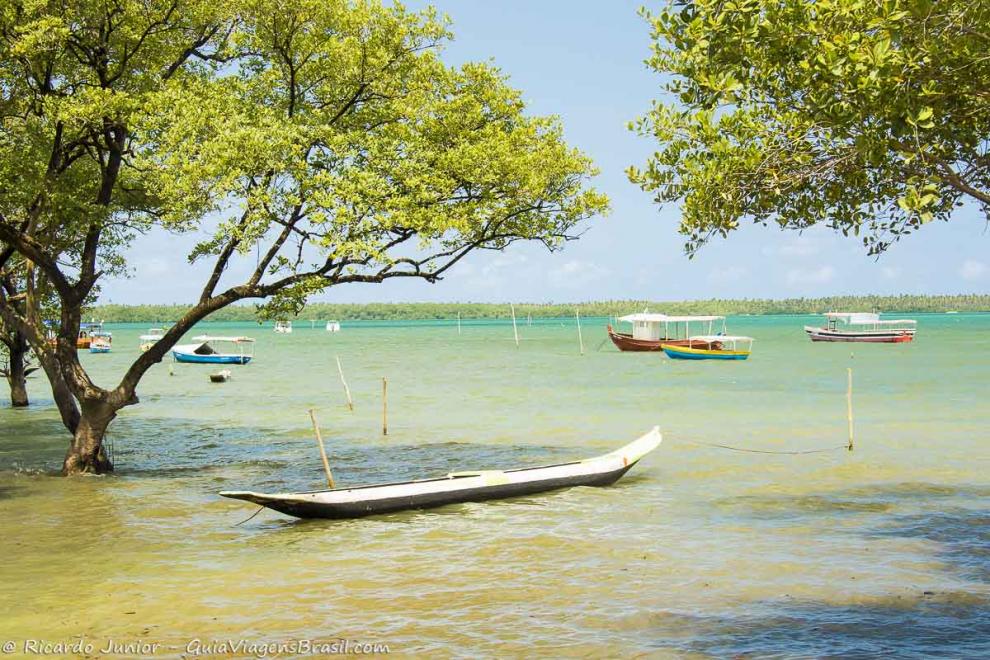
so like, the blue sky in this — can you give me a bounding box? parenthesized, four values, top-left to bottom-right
(99, 0, 989, 305)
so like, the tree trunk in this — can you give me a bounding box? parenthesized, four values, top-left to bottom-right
(62, 402, 116, 475)
(6, 332, 29, 407)
(33, 348, 81, 434)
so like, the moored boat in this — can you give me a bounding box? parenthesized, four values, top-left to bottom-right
(325, 320, 341, 333)
(172, 336, 255, 364)
(139, 328, 166, 352)
(77, 321, 110, 349)
(274, 320, 293, 334)
(89, 335, 112, 354)
(662, 335, 753, 360)
(804, 313, 916, 343)
(209, 369, 232, 383)
(608, 313, 726, 352)
(221, 427, 662, 520)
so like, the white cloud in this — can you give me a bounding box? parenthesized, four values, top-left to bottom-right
(762, 236, 821, 258)
(139, 257, 171, 277)
(959, 259, 987, 281)
(881, 266, 900, 280)
(708, 265, 749, 284)
(786, 265, 835, 286)
(547, 259, 610, 288)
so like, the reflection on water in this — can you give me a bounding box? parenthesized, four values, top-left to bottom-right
(1, 314, 989, 655)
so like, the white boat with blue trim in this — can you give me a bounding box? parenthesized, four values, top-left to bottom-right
(172, 336, 256, 365)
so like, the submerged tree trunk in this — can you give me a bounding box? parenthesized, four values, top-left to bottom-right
(6, 331, 29, 407)
(62, 401, 116, 475)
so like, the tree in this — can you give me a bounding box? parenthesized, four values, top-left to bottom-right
(629, 0, 990, 255)
(0, 0, 607, 474)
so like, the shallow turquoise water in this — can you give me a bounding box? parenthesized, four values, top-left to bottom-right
(1, 313, 988, 656)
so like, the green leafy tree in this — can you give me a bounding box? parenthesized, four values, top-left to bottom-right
(630, 0, 990, 255)
(0, 0, 607, 474)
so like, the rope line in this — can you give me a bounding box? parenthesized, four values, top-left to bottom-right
(682, 438, 849, 455)
(234, 505, 266, 526)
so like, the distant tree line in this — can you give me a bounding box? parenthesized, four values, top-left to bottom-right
(86, 295, 990, 323)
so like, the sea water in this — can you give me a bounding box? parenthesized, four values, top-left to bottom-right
(1, 314, 988, 656)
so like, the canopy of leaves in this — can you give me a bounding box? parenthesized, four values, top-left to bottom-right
(629, 0, 990, 255)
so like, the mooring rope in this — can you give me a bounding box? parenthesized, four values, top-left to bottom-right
(234, 505, 266, 526)
(682, 438, 850, 455)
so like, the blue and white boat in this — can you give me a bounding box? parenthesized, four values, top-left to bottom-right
(172, 336, 255, 365)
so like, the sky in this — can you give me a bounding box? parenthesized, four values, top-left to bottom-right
(98, 0, 989, 305)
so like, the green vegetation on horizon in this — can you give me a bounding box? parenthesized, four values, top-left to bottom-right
(87, 294, 990, 322)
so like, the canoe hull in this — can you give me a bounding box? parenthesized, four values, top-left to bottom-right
(229, 464, 635, 519)
(661, 344, 750, 360)
(222, 427, 662, 520)
(173, 352, 252, 364)
(804, 327, 914, 343)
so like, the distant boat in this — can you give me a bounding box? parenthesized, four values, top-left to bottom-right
(274, 320, 292, 334)
(89, 336, 112, 354)
(209, 369, 232, 383)
(172, 336, 256, 364)
(662, 335, 753, 360)
(221, 427, 662, 520)
(946, 311, 959, 314)
(77, 321, 110, 349)
(325, 320, 341, 333)
(139, 328, 166, 352)
(607, 313, 726, 352)
(805, 313, 916, 343)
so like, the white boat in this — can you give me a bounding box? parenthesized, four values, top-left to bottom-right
(139, 328, 166, 352)
(805, 313, 916, 343)
(172, 336, 256, 364)
(274, 320, 293, 334)
(221, 427, 662, 519)
(325, 320, 341, 333)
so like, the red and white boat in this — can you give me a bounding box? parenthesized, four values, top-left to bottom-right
(804, 313, 916, 343)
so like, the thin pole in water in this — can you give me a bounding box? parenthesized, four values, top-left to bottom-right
(510, 303, 519, 347)
(576, 309, 584, 355)
(457, 311, 461, 335)
(308, 408, 335, 488)
(336, 355, 353, 411)
(846, 367, 854, 451)
(382, 377, 388, 436)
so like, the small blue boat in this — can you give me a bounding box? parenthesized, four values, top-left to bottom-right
(661, 335, 754, 361)
(172, 336, 255, 365)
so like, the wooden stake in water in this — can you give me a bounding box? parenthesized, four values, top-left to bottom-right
(308, 408, 335, 488)
(846, 367, 854, 451)
(335, 355, 354, 411)
(457, 311, 461, 335)
(382, 377, 388, 436)
(510, 303, 519, 347)
(576, 309, 585, 355)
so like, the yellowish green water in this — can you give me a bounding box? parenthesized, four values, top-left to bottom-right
(1, 314, 988, 656)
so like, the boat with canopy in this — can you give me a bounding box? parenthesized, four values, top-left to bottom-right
(805, 313, 916, 343)
(76, 321, 110, 349)
(607, 313, 726, 352)
(172, 336, 256, 364)
(661, 335, 754, 360)
(325, 320, 341, 333)
(274, 320, 293, 334)
(221, 427, 662, 519)
(139, 328, 166, 352)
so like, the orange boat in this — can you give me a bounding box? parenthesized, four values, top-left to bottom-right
(607, 314, 726, 352)
(77, 322, 111, 349)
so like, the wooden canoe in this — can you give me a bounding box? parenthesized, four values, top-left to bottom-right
(220, 427, 662, 520)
